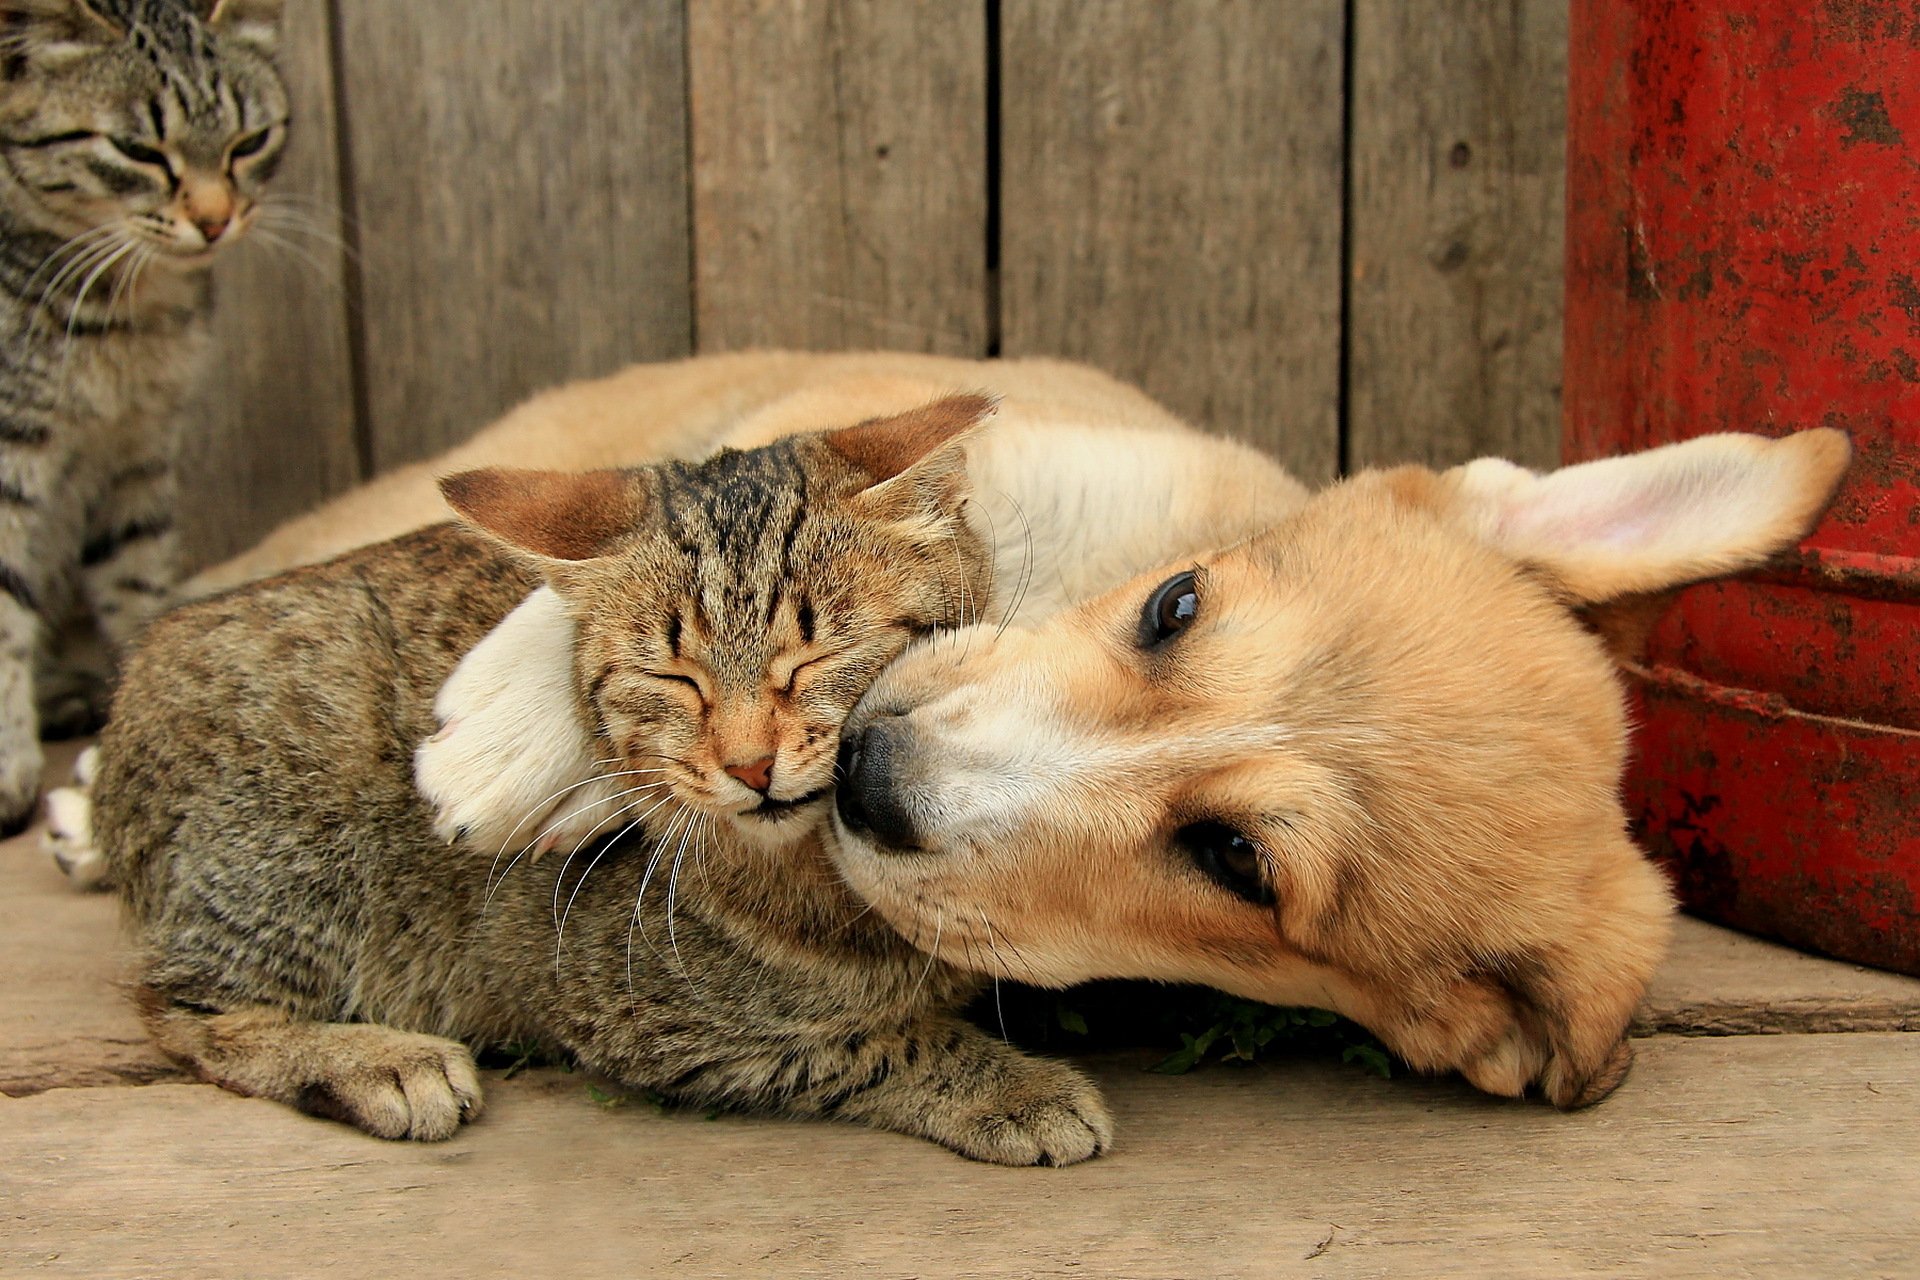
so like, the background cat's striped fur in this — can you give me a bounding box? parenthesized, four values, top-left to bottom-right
(0, 0, 285, 830)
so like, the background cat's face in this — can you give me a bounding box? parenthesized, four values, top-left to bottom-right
(0, 0, 287, 262)
(442, 395, 998, 850)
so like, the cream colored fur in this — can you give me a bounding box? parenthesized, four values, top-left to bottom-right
(828, 428, 1850, 1107)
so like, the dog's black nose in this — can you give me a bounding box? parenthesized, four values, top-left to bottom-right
(834, 721, 920, 851)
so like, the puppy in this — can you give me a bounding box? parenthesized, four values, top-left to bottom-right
(829, 430, 1851, 1107)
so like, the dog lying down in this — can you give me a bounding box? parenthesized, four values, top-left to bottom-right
(428, 426, 1850, 1107)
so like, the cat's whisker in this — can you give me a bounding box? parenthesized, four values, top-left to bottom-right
(486, 766, 668, 884)
(547, 782, 672, 927)
(664, 808, 704, 979)
(906, 911, 946, 1010)
(21, 222, 123, 301)
(993, 491, 1036, 640)
(246, 225, 337, 283)
(484, 777, 664, 911)
(552, 791, 675, 971)
(30, 230, 127, 332)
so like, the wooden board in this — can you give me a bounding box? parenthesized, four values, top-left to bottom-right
(999, 0, 1346, 482)
(336, 0, 693, 471)
(6, 1037, 1918, 1277)
(686, 0, 989, 355)
(178, 0, 358, 568)
(1345, 0, 1568, 471)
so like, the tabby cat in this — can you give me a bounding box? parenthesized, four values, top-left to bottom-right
(0, 0, 286, 831)
(96, 397, 1116, 1166)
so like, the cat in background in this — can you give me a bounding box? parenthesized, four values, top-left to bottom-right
(0, 0, 286, 831)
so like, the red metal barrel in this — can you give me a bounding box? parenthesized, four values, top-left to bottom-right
(1565, 0, 1920, 974)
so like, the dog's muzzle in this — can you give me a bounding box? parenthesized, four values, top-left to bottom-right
(834, 719, 921, 851)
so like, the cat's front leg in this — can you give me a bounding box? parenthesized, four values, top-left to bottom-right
(662, 1015, 1115, 1166)
(142, 990, 484, 1141)
(79, 457, 181, 655)
(0, 494, 75, 833)
(416, 587, 622, 856)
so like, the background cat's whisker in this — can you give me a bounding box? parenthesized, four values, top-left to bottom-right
(253, 203, 356, 261)
(22, 223, 122, 303)
(246, 225, 337, 284)
(103, 244, 155, 330)
(30, 229, 129, 332)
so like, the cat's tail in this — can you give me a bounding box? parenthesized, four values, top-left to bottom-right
(43, 747, 108, 891)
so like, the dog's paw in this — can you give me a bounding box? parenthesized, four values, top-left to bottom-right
(415, 716, 621, 857)
(936, 1057, 1114, 1167)
(43, 784, 109, 890)
(293, 1027, 484, 1142)
(416, 585, 617, 857)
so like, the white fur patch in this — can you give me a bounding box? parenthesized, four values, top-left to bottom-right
(43, 784, 107, 891)
(415, 588, 620, 857)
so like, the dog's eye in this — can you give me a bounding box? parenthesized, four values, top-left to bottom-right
(1139, 571, 1199, 647)
(1176, 821, 1274, 906)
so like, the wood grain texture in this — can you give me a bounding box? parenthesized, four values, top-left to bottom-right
(999, 0, 1346, 482)
(337, 0, 692, 471)
(687, 0, 989, 355)
(178, 0, 358, 568)
(1346, 0, 1568, 471)
(6, 1039, 1918, 1277)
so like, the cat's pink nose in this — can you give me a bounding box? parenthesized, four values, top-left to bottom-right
(725, 756, 775, 795)
(194, 213, 230, 243)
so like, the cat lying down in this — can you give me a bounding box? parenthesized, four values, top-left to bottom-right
(84, 351, 1850, 1157)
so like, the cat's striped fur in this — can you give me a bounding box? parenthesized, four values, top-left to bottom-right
(0, 0, 285, 830)
(95, 400, 1116, 1164)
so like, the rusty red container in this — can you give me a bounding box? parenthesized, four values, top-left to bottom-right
(1566, 0, 1920, 974)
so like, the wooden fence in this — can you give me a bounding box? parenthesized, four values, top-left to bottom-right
(183, 0, 1568, 566)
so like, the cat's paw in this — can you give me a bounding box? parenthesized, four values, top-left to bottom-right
(43, 783, 109, 890)
(0, 738, 44, 838)
(294, 1027, 485, 1142)
(936, 1057, 1114, 1167)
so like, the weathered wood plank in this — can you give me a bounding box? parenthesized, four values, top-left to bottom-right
(686, 0, 989, 355)
(337, 1, 692, 471)
(999, 0, 1346, 482)
(6, 1037, 1918, 1277)
(1346, 0, 1568, 471)
(178, 0, 357, 568)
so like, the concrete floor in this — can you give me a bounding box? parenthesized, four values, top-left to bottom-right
(5, 743, 1918, 1279)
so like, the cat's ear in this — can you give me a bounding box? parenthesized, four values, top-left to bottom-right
(0, 0, 125, 58)
(201, 0, 282, 55)
(439, 468, 649, 563)
(824, 393, 997, 510)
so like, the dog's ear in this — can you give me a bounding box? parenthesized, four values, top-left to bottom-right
(439, 467, 649, 564)
(1443, 428, 1851, 606)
